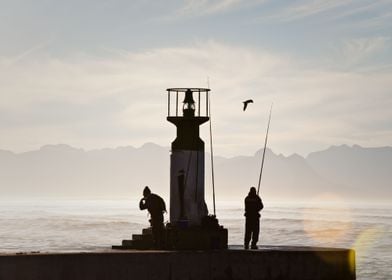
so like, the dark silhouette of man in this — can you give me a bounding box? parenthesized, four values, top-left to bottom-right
(139, 186, 166, 248)
(244, 187, 263, 249)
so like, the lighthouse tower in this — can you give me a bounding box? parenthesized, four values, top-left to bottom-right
(113, 87, 227, 250)
(166, 88, 210, 226)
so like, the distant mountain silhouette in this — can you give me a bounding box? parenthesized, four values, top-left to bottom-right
(0, 143, 170, 200)
(0, 143, 390, 202)
(306, 144, 392, 198)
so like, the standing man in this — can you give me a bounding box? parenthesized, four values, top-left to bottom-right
(244, 187, 264, 249)
(139, 186, 166, 249)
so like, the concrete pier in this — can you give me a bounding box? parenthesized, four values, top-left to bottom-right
(0, 246, 355, 280)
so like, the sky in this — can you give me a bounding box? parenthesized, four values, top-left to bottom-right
(0, 0, 391, 157)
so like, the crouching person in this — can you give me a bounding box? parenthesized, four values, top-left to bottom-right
(139, 186, 166, 249)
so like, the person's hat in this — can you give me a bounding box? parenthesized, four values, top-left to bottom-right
(143, 186, 151, 196)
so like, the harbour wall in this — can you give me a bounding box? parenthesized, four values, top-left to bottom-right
(0, 246, 355, 280)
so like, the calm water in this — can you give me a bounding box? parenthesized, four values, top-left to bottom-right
(0, 199, 391, 279)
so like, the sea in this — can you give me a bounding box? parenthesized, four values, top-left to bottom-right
(0, 199, 390, 279)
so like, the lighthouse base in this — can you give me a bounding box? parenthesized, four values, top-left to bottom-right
(112, 216, 228, 250)
(166, 225, 228, 250)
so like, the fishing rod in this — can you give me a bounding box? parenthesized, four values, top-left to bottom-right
(207, 80, 216, 216)
(257, 103, 273, 195)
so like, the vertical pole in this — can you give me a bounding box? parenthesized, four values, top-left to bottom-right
(208, 92, 216, 216)
(206, 78, 210, 117)
(176, 91, 178, 117)
(198, 90, 201, 117)
(167, 90, 170, 116)
(206, 91, 209, 117)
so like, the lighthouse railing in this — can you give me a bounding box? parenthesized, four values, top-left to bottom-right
(166, 88, 210, 118)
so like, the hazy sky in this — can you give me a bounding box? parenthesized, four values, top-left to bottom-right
(0, 0, 391, 156)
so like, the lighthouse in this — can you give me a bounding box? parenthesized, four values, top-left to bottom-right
(166, 88, 210, 226)
(113, 87, 227, 250)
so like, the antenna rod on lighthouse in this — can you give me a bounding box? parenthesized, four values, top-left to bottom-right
(257, 103, 273, 195)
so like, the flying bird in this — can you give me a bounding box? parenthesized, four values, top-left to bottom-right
(243, 99, 254, 111)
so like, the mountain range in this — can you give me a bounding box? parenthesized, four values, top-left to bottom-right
(0, 143, 390, 203)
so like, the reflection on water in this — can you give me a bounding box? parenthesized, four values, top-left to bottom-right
(0, 199, 390, 280)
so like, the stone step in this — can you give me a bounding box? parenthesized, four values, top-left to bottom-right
(130, 239, 153, 250)
(120, 239, 154, 250)
(111, 245, 133, 250)
(132, 234, 153, 242)
(122, 240, 133, 247)
(142, 228, 152, 235)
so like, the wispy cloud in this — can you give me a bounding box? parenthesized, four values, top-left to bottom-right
(0, 42, 391, 156)
(2, 40, 52, 68)
(287, 0, 353, 19)
(334, 36, 391, 68)
(173, 0, 266, 18)
(328, 0, 391, 21)
(177, 0, 241, 16)
(351, 10, 392, 29)
(257, 0, 392, 26)
(260, 0, 353, 22)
